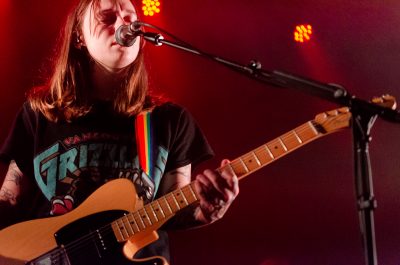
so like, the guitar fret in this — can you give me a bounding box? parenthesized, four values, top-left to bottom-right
(117, 218, 129, 240)
(264, 144, 275, 159)
(253, 147, 272, 166)
(292, 130, 303, 143)
(238, 158, 250, 173)
(127, 213, 140, 233)
(160, 196, 173, 215)
(242, 152, 261, 172)
(166, 193, 180, 213)
(112, 221, 124, 242)
(252, 151, 261, 166)
(267, 139, 288, 158)
(182, 185, 197, 204)
(282, 133, 295, 150)
(145, 204, 158, 224)
(278, 137, 288, 151)
(152, 200, 166, 220)
(188, 183, 198, 201)
(122, 215, 135, 236)
(229, 161, 246, 178)
(297, 124, 317, 142)
(133, 211, 146, 230)
(139, 208, 152, 227)
(174, 189, 189, 208)
(308, 121, 319, 135)
(227, 163, 237, 176)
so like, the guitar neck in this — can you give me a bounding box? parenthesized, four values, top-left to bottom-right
(112, 109, 350, 242)
(223, 119, 325, 180)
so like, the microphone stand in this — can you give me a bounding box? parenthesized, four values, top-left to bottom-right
(139, 30, 400, 265)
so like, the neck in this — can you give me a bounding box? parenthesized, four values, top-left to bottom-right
(89, 60, 128, 101)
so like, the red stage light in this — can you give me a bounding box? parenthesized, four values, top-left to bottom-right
(294, 24, 313, 43)
(142, 0, 161, 16)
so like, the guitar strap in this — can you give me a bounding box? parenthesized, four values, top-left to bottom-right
(135, 109, 154, 180)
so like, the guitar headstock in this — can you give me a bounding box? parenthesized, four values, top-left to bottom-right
(371, 94, 397, 110)
(314, 107, 351, 133)
(313, 95, 397, 134)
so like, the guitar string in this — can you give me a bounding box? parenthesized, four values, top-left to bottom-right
(31, 122, 321, 261)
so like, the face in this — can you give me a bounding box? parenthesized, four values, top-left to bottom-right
(81, 0, 140, 72)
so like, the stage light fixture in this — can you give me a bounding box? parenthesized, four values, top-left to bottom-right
(294, 24, 313, 43)
(142, 0, 161, 16)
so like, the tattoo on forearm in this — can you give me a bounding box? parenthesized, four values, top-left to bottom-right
(6, 173, 22, 186)
(0, 187, 17, 202)
(5, 161, 23, 186)
(160, 168, 192, 194)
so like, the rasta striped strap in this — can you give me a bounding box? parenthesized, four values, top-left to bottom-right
(135, 109, 154, 178)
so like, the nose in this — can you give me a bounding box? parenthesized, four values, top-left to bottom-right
(114, 15, 126, 32)
(116, 13, 135, 28)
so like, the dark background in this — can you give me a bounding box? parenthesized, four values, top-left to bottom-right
(1, 1, 400, 265)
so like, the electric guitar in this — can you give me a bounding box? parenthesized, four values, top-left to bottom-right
(0, 107, 353, 265)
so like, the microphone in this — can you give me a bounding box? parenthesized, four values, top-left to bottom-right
(115, 21, 142, 47)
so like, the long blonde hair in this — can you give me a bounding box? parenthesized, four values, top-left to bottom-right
(28, 0, 151, 122)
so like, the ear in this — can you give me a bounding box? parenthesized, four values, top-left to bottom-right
(74, 31, 86, 49)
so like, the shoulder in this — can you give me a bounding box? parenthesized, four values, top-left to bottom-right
(20, 101, 42, 122)
(14, 101, 48, 135)
(152, 102, 193, 121)
(9, 101, 38, 125)
(21, 101, 36, 115)
(153, 102, 186, 114)
(151, 102, 199, 130)
(2, 101, 38, 136)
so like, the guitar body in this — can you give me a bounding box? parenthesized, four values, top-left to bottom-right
(0, 179, 168, 265)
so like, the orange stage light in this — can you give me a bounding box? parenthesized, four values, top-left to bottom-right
(142, 0, 161, 17)
(294, 24, 313, 43)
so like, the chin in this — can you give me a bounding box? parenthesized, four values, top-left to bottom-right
(101, 53, 139, 71)
(101, 59, 133, 71)
(113, 58, 138, 69)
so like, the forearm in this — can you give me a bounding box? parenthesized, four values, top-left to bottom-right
(0, 160, 26, 230)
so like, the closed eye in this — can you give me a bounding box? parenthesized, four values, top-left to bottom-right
(99, 13, 117, 25)
(123, 15, 135, 23)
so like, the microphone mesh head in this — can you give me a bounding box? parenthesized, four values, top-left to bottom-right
(115, 25, 137, 47)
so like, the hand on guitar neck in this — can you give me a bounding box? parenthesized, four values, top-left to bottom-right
(194, 159, 239, 224)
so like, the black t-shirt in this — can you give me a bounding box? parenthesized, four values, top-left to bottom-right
(0, 101, 214, 262)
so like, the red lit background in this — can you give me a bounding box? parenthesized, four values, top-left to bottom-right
(1, 1, 400, 265)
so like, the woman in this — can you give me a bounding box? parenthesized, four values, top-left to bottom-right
(0, 0, 239, 264)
